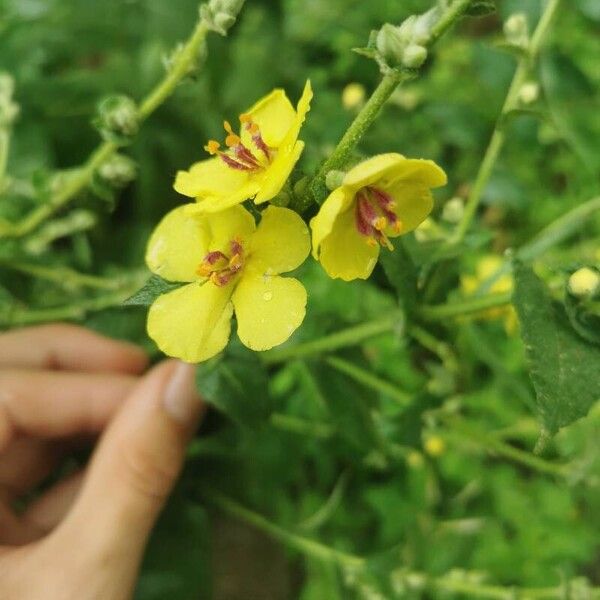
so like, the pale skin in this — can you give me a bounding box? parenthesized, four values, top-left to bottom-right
(0, 324, 204, 600)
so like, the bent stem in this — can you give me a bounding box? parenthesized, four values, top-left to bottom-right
(306, 0, 476, 206)
(0, 20, 211, 240)
(452, 0, 562, 243)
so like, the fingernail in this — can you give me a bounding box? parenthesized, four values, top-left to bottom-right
(163, 361, 203, 424)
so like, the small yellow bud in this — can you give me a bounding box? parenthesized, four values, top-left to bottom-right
(568, 267, 600, 298)
(342, 83, 366, 110)
(424, 436, 446, 457)
(406, 451, 424, 469)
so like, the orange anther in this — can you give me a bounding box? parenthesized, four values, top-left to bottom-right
(204, 140, 221, 155)
(239, 113, 252, 123)
(366, 238, 378, 247)
(373, 216, 387, 231)
(223, 120, 235, 134)
(225, 133, 241, 147)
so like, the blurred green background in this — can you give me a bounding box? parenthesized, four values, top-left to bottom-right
(1, 0, 599, 598)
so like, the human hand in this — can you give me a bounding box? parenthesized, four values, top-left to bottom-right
(0, 324, 204, 600)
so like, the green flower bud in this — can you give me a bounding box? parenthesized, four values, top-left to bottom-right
(503, 13, 529, 48)
(442, 197, 464, 223)
(376, 24, 405, 64)
(94, 95, 139, 144)
(402, 44, 428, 68)
(201, 0, 245, 35)
(97, 154, 137, 189)
(519, 81, 539, 104)
(568, 267, 600, 298)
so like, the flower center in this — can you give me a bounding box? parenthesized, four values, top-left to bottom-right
(197, 238, 245, 287)
(204, 115, 273, 172)
(354, 186, 402, 249)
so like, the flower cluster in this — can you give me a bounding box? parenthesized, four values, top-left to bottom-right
(144, 84, 447, 362)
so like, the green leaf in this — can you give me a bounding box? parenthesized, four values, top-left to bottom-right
(135, 490, 210, 600)
(379, 241, 418, 314)
(512, 262, 600, 436)
(466, 0, 496, 17)
(195, 341, 273, 428)
(123, 275, 185, 307)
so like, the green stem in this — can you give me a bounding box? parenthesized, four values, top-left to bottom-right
(452, 0, 562, 243)
(0, 260, 124, 290)
(0, 273, 147, 327)
(205, 491, 598, 599)
(419, 291, 512, 320)
(0, 19, 212, 240)
(325, 355, 412, 408)
(0, 129, 9, 192)
(307, 0, 475, 205)
(203, 490, 364, 570)
(270, 413, 335, 439)
(262, 313, 402, 364)
(443, 421, 569, 478)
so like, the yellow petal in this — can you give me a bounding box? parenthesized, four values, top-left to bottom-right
(310, 187, 354, 259)
(174, 157, 251, 199)
(147, 282, 233, 363)
(247, 206, 310, 274)
(146, 205, 209, 282)
(342, 153, 406, 190)
(387, 180, 434, 236)
(389, 158, 447, 188)
(254, 140, 304, 204)
(242, 89, 296, 148)
(203, 205, 256, 251)
(317, 204, 380, 281)
(233, 274, 307, 351)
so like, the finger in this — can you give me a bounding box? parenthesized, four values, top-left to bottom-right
(0, 370, 137, 451)
(0, 438, 63, 498)
(0, 323, 148, 374)
(50, 361, 203, 594)
(21, 471, 84, 535)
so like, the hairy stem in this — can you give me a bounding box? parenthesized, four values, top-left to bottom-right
(0, 20, 212, 240)
(452, 0, 562, 243)
(307, 0, 475, 205)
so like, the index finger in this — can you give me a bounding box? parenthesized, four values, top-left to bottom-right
(0, 324, 148, 374)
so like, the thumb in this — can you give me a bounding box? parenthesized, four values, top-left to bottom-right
(49, 360, 203, 594)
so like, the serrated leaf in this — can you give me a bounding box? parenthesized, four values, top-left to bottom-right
(195, 341, 272, 428)
(379, 242, 418, 313)
(123, 275, 185, 307)
(513, 262, 600, 436)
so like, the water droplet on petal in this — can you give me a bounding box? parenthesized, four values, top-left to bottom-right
(263, 291, 273, 301)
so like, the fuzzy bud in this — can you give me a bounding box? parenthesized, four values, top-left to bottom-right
(519, 81, 539, 104)
(94, 95, 139, 144)
(568, 267, 600, 298)
(201, 0, 245, 35)
(97, 154, 137, 189)
(442, 197, 465, 223)
(402, 44, 428, 68)
(503, 13, 529, 48)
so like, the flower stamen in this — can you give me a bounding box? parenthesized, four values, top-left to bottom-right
(354, 187, 401, 249)
(197, 239, 245, 287)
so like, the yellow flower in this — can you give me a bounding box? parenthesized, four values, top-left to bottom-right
(460, 255, 517, 332)
(174, 81, 313, 213)
(310, 153, 447, 281)
(145, 204, 310, 363)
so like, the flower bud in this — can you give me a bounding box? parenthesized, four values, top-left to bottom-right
(94, 95, 139, 144)
(442, 197, 465, 223)
(97, 154, 137, 189)
(342, 82, 366, 110)
(402, 44, 428, 68)
(519, 81, 539, 104)
(201, 0, 245, 35)
(503, 13, 529, 48)
(376, 24, 405, 64)
(424, 435, 446, 457)
(568, 267, 600, 298)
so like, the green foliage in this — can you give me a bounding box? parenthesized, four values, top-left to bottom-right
(123, 275, 184, 307)
(1, 0, 600, 597)
(512, 261, 600, 436)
